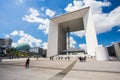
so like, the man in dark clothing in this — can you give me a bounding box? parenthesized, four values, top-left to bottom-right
(25, 58, 30, 69)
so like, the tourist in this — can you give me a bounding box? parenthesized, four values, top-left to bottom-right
(83, 56, 86, 61)
(78, 57, 82, 62)
(25, 58, 30, 69)
(68, 56, 70, 60)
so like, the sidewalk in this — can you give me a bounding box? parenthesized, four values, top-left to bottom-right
(63, 61, 120, 80)
(0, 58, 120, 80)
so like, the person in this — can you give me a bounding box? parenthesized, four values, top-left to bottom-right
(0, 57, 2, 62)
(36, 56, 39, 60)
(25, 58, 30, 69)
(83, 56, 86, 61)
(78, 57, 82, 62)
(68, 56, 70, 60)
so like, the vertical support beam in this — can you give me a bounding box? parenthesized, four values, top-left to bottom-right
(113, 43, 120, 60)
(58, 26, 66, 55)
(83, 8, 98, 56)
(47, 20, 58, 57)
(67, 27, 70, 50)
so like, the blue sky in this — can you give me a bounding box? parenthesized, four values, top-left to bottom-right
(0, 0, 120, 50)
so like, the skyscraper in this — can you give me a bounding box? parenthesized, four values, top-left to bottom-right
(0, 38, 12, 47)
(4, 38, 12, 47)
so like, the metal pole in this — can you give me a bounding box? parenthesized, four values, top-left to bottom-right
(67, 27, 70, 55)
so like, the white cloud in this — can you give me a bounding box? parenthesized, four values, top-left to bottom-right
(65, 0, 84, 12)
(38, 23, 49, 34)
(10, 30, 48, 48)
(65, 0, 120, 37)
(83, 0, 111, 14)
(40, 7, 45, 11)
(42, 42, 48, 49)
(67, 36, 76, 48)
(79, 43, 87, 51)
(22, 8, 49, 34)
(5, 34, 10, 38)
(94, 6, 120, 34)
(117, 29, 120, 32)
(98, 45, 103, 47)
(72, 30, 85, 38)
(19, 0, 24, 4)
(10, 30, 42, 47)
(45, 8, 55, 17)
(15, 0, 24, 5)
(22, 8, 40, 23)
(11, 42, 17, 48)
(65, 0, 111, 13)
(10, 30, 19, 36)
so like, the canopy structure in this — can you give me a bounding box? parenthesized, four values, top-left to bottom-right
(62, 48, 85, 53)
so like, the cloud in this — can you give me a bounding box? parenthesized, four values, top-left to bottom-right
(5, 34, 10, 38)
(94, 6, 120, 34)
(11, 42, 17, 48)
(10, 30, 19, 36)
(19, 0, 24, 4)
(45, 8, 55, 17)
(10, 30, 42, 47)
(71, 30, 85, 38)
(22, 8, 49, 34)
(79, 43, 87, 51)
(65, 0, 111, 13)
(65, 0, 84, 12)
(22, 8, 40, 23)
(15, 0, 24, 5)
(42, 42, 48, 49)
(67, 36, 76, 48)
(117, 29, 120, 32)
(38, 23, 49, 34)
(64, 0, 120, 37)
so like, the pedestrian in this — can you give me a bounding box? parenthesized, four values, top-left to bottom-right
(0, 57, 2, 62)
(78, 57, 82, 62)
(83, 56, 86, 61)
(25, 58, 30, 69)
(68, 56, 70, 60)
(36, 56, 38, 60)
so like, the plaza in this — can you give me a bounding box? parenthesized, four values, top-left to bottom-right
(0, 0, 120, 80)
(0, 58, 120, 80)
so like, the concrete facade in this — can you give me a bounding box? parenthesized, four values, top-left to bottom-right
(29, 47, 43, 56)
(113, 42, 120, 60)
(47, 7, 98, 57)
(96, 46, 109, 61)
(0, 38, 12, 47)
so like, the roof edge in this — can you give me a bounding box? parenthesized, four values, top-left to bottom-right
(50, 6, 90, 20)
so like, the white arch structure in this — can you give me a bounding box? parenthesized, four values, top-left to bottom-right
(47, 7, 98, 57)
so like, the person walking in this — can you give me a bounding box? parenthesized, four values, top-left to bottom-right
(25, 58, 30, 69)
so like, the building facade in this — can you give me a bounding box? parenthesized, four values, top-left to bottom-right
(29, 47, 43, 57)
(4, 38, 12, 47)
(0, 38, 12, 47)
(107, 42, 120, 60)
(47, 7, 98, 57)
(0, 38, 5, 47)
(113, 42, 120, 60)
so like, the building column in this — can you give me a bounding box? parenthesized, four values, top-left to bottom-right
(83, 8, 98, 56)
(47, 20, 58, 57)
